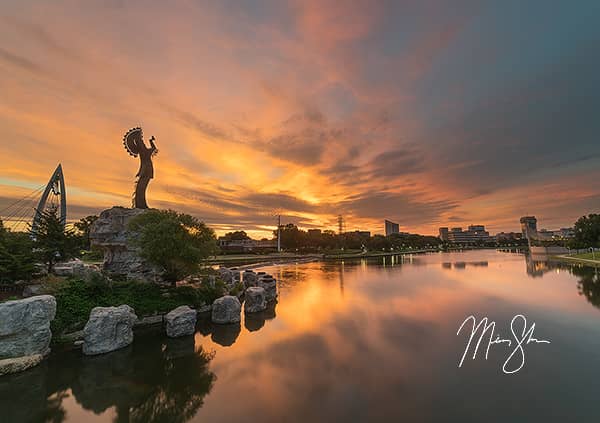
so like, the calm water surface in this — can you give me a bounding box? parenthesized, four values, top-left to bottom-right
(2, 250, 600, 422)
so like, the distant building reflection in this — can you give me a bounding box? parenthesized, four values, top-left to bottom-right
(441, 261, 488, 270)
(525, 254, 555, 277)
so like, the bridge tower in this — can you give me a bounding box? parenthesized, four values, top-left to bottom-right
(31, 164, 67, 233)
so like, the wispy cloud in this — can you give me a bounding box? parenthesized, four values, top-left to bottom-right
(0, 0, 599, 236)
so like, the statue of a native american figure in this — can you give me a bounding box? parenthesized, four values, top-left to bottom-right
(123, 127, 157, 209)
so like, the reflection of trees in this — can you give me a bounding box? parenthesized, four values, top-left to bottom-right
(573, 266, 600, 309)
(0, 333, 216, 423)
(523, 254, 600, 310)
(127, 337, 215, 423)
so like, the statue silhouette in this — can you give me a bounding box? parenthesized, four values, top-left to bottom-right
(123, 127, 157, 208)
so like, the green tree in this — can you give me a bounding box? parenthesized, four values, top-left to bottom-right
(128, 210, 217, 286)
(0, 220, 37, 283)
(74, 215, 99, 250)
(570, 214, 600, 249)
(273, 223, 306, 251)
(30, 207, 78, 273)
(368, 235, 391, 251)
(222, 230, 251, 241)
(0, 232, 37, 283)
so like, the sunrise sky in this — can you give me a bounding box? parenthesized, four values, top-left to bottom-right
(1, 0, 599, 238)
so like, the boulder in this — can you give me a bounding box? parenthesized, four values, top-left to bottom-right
(243, 270, 258, 288)
(82, 305, 137, 355)
(197, 303, 212, 313)
(211, 296, 241, 324)
(165, 306, 197, 338)
(218, 267, 233, 284)
(90, 207, 162, 281)
(244, 286, 267, 313)
(0, 354, 44, 376)
(72, 264, 104, 283)
(22, 284, 43, 298)
(258, 275, 278, 302)
(134, 315, 163, 327)
(52, 258, 84, 276)
(0, 295, 56, 360)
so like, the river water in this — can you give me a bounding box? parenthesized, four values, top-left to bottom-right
(2, 250, 600, 422)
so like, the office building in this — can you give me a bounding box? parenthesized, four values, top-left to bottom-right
(439, 227, 449, 242)
(385, 220, 400, 236)
(446, 225, 492, 244)
(520, 216, 538, 241)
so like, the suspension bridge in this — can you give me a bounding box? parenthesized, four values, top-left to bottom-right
(0, 164, 67, 233)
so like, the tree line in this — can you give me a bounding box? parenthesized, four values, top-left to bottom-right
(0, 208, 217, 285)
(270, 223, 441, 252)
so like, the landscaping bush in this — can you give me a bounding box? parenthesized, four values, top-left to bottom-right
(48, 276, 225, 336)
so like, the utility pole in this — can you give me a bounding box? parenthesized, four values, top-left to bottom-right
(277, 214, 281, 252)
(338, 215, 344, 235)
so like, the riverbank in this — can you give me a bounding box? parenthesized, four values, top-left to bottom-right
(207, 249, 441, 266)
(553, 253, 600, 267)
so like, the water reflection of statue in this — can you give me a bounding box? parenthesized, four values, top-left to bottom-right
(123, 127, 158, 209)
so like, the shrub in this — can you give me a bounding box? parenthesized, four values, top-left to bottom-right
(48, 276, 224, 336)
(128, 210, 217, 286)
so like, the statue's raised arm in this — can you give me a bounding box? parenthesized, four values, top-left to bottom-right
(123, 127, 157, 209)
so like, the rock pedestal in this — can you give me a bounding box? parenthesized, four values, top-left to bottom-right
(244, 286, 267, 313)
(165, 306, 197, 338)
(0, 295, 56, 375)
(82, 305, 137, 355)
(211, 296, 241, 324)
(90, 207, 161, 281)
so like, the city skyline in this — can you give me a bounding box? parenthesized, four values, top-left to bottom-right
(1, 1, 599, 239)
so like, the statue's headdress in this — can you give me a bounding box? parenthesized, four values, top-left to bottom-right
(123, 127, 143, 157)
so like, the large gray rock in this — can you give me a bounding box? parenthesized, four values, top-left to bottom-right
(0, 354, 44, 376)
(53, 258, 84, 276)
(82, 305, 137, 355)
(258, 275, 278, 302)
(244, 286, 267, 313)
(0, 295, 56, 360)
(243, 270, 258, 288)
(165, 306, 197, 337)
(218, 267, 233, 284)
(22, 284, 43, 298)
(211, 296, 241, 324)
(90, 207, 162, 282)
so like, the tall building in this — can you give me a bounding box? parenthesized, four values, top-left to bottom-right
(520, 216, 538, 241)
(446, 225, 492, 244)
(385, 220, 400, 236)
(439, 227, 449, 242)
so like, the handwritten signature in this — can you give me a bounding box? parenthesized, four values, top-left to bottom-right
(457, 314, 550, 374)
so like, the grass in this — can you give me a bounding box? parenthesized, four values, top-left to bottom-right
(568, 252, 600, 261)
(44, 275, 225, 336)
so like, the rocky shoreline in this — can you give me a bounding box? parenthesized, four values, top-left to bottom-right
(0, 266, 278, 376)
